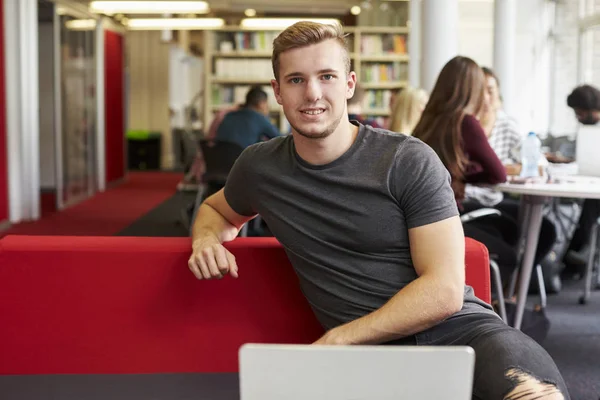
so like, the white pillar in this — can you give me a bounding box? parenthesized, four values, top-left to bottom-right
(493, 0, 516, 116)
(408, 0, 421, 89)
(5, 0, 40, 222)
(420, 0, 459, 92)
(96, 19, 106, 192)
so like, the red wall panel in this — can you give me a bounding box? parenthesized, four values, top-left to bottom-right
(104, 30, 125, 184)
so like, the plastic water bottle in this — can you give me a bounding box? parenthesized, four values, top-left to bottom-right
(520, 131, 542, 178)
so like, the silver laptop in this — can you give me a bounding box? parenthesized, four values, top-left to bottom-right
(576, 125, 600, 177)
(239, 344, 475, 400)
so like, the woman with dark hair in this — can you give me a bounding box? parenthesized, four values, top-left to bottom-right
(412, 56, 507, 202)
(413, 56, 519, 285)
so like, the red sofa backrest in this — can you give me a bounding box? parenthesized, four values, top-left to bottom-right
(0, 235, 490, 375)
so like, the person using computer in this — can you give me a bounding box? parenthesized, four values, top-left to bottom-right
(562, 85, 600, 277)
(188, 21, 569, 400)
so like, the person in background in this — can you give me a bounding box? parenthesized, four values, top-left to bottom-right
(412, 57, 520, 286)
(412, 56, 507, 203)
(462, 66, 558, 290)
(387, 86, 428, 135)
(189, 21, 568, 399)
(562, 84, 600, 276)
(216, 86, 281, 149)
(346, 84, 382, 128)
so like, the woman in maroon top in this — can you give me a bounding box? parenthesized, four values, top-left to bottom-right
(412, 56, 507, 203)
(413, 56, 518, 290)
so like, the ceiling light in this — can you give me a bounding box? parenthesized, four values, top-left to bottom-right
(245, 8, 257, 17)
(126, 18, 224, 30)
(350, 6, 361, 15)
(89, 1, 209, 15)
(240, 18, 341, 30)
(65, 19, 97, 30)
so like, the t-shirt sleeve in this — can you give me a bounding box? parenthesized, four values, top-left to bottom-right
(223, 146, 258, 216)
(391, 137, 459, 229)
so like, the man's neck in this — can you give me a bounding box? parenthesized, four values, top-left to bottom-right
(293, 120, 359, 166)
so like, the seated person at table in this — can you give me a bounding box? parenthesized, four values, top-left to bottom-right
(215, 86, 281, 149)
(562, 84, 600, 276)
(462, 67, 557, 284)
(412, 57, 522, 286)
(189, 22, 568, 400)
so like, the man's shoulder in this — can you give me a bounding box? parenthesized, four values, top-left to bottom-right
(242, 135, 291, 157)
(362, 125, 433, 159)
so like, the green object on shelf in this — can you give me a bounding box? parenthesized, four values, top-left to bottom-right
(127, 130, 162, 141)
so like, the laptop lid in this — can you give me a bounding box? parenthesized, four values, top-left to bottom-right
(239, 344, 475, 400)
(576, 125, 600, 177)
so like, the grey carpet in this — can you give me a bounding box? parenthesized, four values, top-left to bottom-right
(119, 193, 600, 399)
(0, 373, 239, 400)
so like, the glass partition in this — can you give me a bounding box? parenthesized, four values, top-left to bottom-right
(58, 14, 97, 206)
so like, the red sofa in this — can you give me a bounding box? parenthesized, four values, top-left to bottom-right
(0, 235, 490, 375)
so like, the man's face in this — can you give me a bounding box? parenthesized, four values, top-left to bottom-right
(574, 108, 600, 125)
(271, 39, 356, 139)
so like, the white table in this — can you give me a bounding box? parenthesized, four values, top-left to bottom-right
(496, 175, 600, 330)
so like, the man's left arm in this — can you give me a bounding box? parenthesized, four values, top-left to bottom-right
(314, 215, 465, 345)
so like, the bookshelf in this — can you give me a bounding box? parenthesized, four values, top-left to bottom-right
(203, 26, 410, 133)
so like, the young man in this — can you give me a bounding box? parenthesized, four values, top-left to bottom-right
(563, 84, 600, 273)
(188, 22, 568, 400)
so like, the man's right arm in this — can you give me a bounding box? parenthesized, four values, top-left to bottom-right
(189, 189, 256, 280)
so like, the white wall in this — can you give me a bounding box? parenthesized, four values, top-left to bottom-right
(457, 0, 558, 137)
(458, 1, 494, 67)
(38, 22, 56, 189)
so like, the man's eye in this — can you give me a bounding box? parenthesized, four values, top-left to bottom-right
(323, 74, 333, 80)
(290, 77, 302, 84)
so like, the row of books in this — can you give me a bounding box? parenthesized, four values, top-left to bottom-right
(361, 34, 407, 55)
(363, 89, 394, 110)
(216, 31, 280, 52)
(361, 62, 408, 83)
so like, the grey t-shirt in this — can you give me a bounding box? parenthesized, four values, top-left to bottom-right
(224, 123, 496, 330)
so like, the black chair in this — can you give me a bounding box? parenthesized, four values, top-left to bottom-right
(182, 140, 249, 234)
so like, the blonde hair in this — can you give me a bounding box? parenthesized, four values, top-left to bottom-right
(272, 21, 351, 81)
(388, 87, 428, 135)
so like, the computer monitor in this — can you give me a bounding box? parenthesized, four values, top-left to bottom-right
(239, 343, 475, 400)
(576, 125, 600, 177)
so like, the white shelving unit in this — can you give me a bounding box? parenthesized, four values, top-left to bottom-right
(203, 25, 410, 133)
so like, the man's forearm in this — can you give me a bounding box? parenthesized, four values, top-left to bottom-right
(333, 275, 463, 345)
(191, 203, 240, 244)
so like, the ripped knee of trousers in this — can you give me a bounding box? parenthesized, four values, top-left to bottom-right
(503, 367, 565, 400)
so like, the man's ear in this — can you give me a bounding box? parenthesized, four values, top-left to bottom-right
(271, 79, 283, 105)
(346, 71, 357, 100)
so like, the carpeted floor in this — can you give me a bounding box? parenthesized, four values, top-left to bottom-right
(120, 192, 600, 400)
(2, 172, 183, 237)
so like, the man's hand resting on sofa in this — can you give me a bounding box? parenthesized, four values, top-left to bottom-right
(189, 236, 239, 279)
(188, 189, 256, 280)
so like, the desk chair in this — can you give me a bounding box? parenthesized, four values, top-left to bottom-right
(182, 140, 244, 233)
(461, 208, 508, 322)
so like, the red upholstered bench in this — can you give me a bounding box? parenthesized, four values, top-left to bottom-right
(0, 235, 490, 375)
